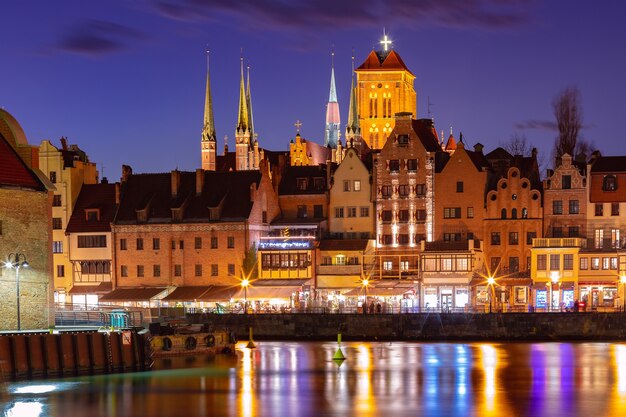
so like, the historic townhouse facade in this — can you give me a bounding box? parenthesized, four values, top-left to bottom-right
(107, 164, 279, 306)
(38, 138, 98, 302)
(372, 113, 441, 282)
(65, 183, 117, 306)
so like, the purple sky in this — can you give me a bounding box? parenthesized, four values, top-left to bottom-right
(2, 1, 625, 179)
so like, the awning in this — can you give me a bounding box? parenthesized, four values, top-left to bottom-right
(232, 286, 300, 300)
(317, 276, 362, 289)
(343, 287, 410, 297)
(99, 287, 166, 301)
(68, 281, 112, 295)
(197, 286, 239, 302)
(161, 286, 211, 301)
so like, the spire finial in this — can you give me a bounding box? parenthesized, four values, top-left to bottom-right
(295, 120, 302, 134)
(380, 28, 392, 51)
(450, 126, 453, 136)
(331, 44, 335, 68)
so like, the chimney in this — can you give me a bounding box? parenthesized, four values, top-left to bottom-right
(250, 182, 257, 202)
(121, 165, 133, 183)
(171, 170, 180, 198)
(101, 177, 109, 184)
(473, 143, 484, 154)
(195, 169, 204, 196)
(60, 136, 68, 150)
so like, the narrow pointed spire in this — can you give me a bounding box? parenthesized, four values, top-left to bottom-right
(237, 55, 249, 132)
(202, 49, 216, 142)
(346, 52, 360, 134)
(246, 65, 255, 141)
(324, 49, 340, 148)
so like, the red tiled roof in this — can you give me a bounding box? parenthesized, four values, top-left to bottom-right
(66, 183, 117, 233)
(590, 156, 626, 173)
(356, 50, 414, 76)
(0, 132, 45, 190)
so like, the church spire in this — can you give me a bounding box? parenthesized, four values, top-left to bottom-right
(202, 50, 216, 142)
(201, 49, 217, 171)
(346, 52, 360, 139)
(246, 65, 255, 141)
(324, 49, 340, 148)
(236, 55, 249, 133)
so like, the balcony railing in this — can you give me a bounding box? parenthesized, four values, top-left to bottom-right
(532, 238, 583, 248)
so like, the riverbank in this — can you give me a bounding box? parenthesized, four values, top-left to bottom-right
(190, 312, 626, 341)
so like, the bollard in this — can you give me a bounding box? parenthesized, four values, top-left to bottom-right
(333, 332, 345, 361)
(246, 326, 257, 349)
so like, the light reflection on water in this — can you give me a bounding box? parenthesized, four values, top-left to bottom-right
(2, 341, 626, 417)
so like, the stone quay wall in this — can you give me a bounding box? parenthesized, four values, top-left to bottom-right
(189, 313, 626, 341)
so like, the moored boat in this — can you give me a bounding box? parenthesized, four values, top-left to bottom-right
(148, 324, 237, 358)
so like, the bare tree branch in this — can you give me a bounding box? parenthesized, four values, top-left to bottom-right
(553, 86, 582, 158)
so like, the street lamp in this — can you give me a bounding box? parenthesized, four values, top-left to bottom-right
(241, 278, 249, 314)
(487, 276, 495, 313)
(5, 253, 29, 331)
(619, 275, 626, 312)
(550, 271, 560, 312)
(362, 278, 369, 314)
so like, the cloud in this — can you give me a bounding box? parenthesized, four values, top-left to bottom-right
(151, 0, 534, 31)
(514, 120, 557, 131)
(56, 20, 147, 56)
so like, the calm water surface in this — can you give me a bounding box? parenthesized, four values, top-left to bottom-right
(2, 341, 626, 417)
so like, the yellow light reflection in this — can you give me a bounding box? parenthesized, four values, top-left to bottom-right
(608, 344, 626, 416)
(240, 345, 254, 417)
(355, 344, 375, 414)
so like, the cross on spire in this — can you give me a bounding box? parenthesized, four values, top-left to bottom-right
(380, 29, 392, 51)
(294, 120, 302, 134)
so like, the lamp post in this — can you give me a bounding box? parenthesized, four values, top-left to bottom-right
(487, 277, 495, 314)
(620, 275, 626, 312)
(6, 253, 29, 331)
(241, 278, 249, 314)
(550, 271, 560, 312)
(362, 278, 369, 314)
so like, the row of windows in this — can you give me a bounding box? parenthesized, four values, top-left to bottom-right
(296, 177, 325, 191)
(120, 263, 235, 277)
(261, 253, 310, 269)
(490, 256, 529, 273)
(536, 254, 575, 271)
(335, 206, 370, 218)
(379, 234, 426, 245)
(343, 180, 362, 192)
(499, 208, 529, 219)
(552, 200, 580, 215)
(386, 159, 418, 173)
(580, 256, 618, 270)
(594, 203, 620, 216)
(120, 236, 235, 251)
(491, 231, 537, 246)
(380, 183, 426, 198)
(297, 205, 324, 219)
(381, 209, 426, 223)
(422, 256, 470, 272)
(78, 235, 107, 248)
(321, 255, 360, 266)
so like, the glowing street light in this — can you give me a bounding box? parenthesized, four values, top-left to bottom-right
(362, 278, 370, 314)
(5, 253, 29, 331)
(619, 275, 626, 312)
(487, 276, 495, 314)
(550, 271, 560, 312)
(241, 278, 250, 314)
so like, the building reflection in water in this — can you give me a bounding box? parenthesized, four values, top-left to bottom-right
(4, 341, 626, 416)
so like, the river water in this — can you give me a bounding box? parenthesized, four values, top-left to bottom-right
(2, 341, 626, 417)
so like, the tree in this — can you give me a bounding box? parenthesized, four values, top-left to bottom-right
(553, 86, 582, 158)
(503, 132, 532, 156)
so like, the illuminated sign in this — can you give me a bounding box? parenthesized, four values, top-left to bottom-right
(258, 240, 312, 250)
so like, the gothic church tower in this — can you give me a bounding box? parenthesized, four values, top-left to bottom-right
(201, 50, 217, 171)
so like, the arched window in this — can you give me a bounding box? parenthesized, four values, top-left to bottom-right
(522, 208, 528, 219)
(501, 208, 507, 219)
(603, 175, 617, 191)
(511, 208, 518, 219)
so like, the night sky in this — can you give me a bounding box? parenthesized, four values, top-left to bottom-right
(2, 1, 625, 179)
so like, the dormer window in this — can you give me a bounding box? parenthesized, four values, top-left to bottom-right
(313, 177, 325, 190)
(603, 175, 617, 191)
(296, 178, 308, 191)
(85, 209, 100, 222)
(397, 134, 409, 146)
